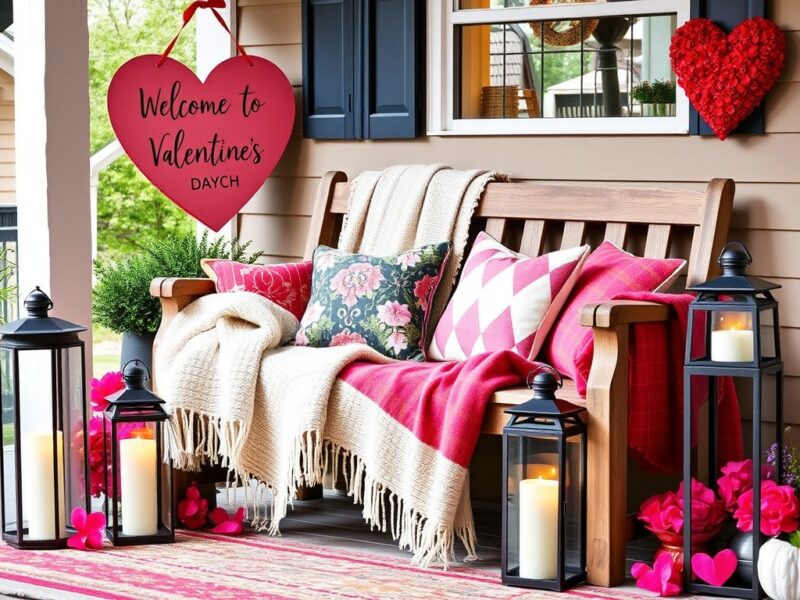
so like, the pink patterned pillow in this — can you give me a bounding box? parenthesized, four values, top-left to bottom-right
(542, 241, 686, 380)
(428, 232, 589, 361)
(201, 259, 312, 321)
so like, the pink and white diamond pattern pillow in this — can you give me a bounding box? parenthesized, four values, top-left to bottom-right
(428, 232, 590, 361)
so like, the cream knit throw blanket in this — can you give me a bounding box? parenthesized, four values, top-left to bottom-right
(157, 166, 503, 565)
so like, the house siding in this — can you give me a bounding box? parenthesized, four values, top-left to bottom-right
(0, 69, 14, 206)
(237, 0, 800, 427)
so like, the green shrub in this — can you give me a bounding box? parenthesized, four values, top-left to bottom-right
(93, 231, 260, 335)
(651, 79, 676, 104)
(632, 81, 654, 104)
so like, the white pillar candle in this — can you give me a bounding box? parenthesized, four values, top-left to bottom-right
(711, 329, 754, 362)
(21, 431, 65, 540)
(120, 435, 158, 536)
(519, 477, 560, 579)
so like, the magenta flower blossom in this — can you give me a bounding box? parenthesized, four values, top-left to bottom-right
(90, 371, 125, 412)
(210, 507, 245, 535)
(68, 507, 105, 550)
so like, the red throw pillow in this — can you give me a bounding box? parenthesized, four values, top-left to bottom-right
(201, 259, 312, 321)
(543, 241, 686, 379)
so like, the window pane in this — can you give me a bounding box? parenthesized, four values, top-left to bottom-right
(456, 14, 677, 120)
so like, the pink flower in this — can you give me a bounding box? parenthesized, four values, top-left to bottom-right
(631, 554, 682, 597)
(717, 459, 753, 511)
(209, 507, 245, 535)
(90, 371, 125, 412)
(385, 331, 408, 355)
(300, 301, 325, 327)
(638, 479, 725, 538)
(377, 301, 412, 327)
(329, 263, 383, 307)
(413, 274, 438, 312)
(681, 479, 726, 536)
(67, 507, 105, 550)
(330, 330, 367, 347)
(178, 482, 208, 530)
(398, 252, 420, 271)
(734, 480, 800, 536)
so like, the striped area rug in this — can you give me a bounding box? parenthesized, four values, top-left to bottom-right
(0, 532, 701, 600)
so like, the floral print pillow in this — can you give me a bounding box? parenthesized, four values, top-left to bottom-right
(295, 242, 450, 361)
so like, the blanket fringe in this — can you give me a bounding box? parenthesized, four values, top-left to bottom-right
(170, 413, 477, 567)
(167, 407, 250, 473)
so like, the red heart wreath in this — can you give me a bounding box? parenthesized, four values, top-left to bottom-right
(670, 17, 785, 140)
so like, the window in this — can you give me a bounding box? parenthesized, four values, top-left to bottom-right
(428, 0, 691, 135)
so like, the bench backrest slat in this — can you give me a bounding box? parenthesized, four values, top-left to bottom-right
(307, 174, 734, 288)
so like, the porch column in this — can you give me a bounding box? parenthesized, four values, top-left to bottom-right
(13, 1, 93, 347)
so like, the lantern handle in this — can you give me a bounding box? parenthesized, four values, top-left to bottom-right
(717, 242, 752, 266)
(526, 363, 563, 390)
(122, 359, 151, 382)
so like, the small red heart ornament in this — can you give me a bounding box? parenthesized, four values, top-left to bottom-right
(690, 549, 737, 587)
(108, 54, 294, 231)
(670, 17, 785, 140)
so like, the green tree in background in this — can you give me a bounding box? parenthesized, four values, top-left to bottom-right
(89, 0, 196, 261)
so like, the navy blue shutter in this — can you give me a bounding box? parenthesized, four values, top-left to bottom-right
(689, 0, 766, 136)
(362, 0, 421, 139)
(302, 0, 356, 139)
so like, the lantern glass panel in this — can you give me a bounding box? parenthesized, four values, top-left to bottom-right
(113, 420, 160, 538)
(757, 307, 777, 362)
(1, 347, 15, 536)
(18, 348, 66, 542)
(60, 346, 87, 523)
(506, 432, 560, 581)
(564, 435, 584, 576)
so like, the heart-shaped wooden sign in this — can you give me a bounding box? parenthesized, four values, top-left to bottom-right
(108, 54, 294, 231)
(670, 17, 785, 140)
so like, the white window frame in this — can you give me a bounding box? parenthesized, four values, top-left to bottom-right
(427, 0, 691, 136)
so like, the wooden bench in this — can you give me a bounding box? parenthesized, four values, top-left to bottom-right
(151, 172, 734, 587)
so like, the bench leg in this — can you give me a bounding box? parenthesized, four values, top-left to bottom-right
(586, 324, 629, 587)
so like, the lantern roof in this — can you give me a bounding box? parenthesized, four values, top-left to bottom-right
(505, 369, 585, 419)
(105, 360, 166, 407)
(688, 243, 780, 295)
(0, 287, 86, 337)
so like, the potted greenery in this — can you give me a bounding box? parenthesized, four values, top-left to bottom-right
(651, 79, 677, 117)
(632, 81, 654, 116)
(93, 231, 259, 371)
(632, 80, 676, 117)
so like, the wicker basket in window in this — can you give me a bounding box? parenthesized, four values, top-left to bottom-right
(481, 85, 519, 119)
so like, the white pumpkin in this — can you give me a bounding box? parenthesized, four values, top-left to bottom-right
(758, 538, 800, 600)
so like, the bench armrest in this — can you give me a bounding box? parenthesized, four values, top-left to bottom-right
(150, 277, 216, 300)
(578, 299, 673, 586)
(580, 300, 672, 329)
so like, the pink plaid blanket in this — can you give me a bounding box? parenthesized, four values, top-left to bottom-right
(572, 291, 743, 473)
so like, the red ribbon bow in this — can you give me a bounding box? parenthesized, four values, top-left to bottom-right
(158, 0, 251, 67)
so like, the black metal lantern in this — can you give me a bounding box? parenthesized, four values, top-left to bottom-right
(103, 360, 173, 546)
(684, 242, 782, 599)
(0, 287, 89, 549)
(502, 366, 587, 591)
